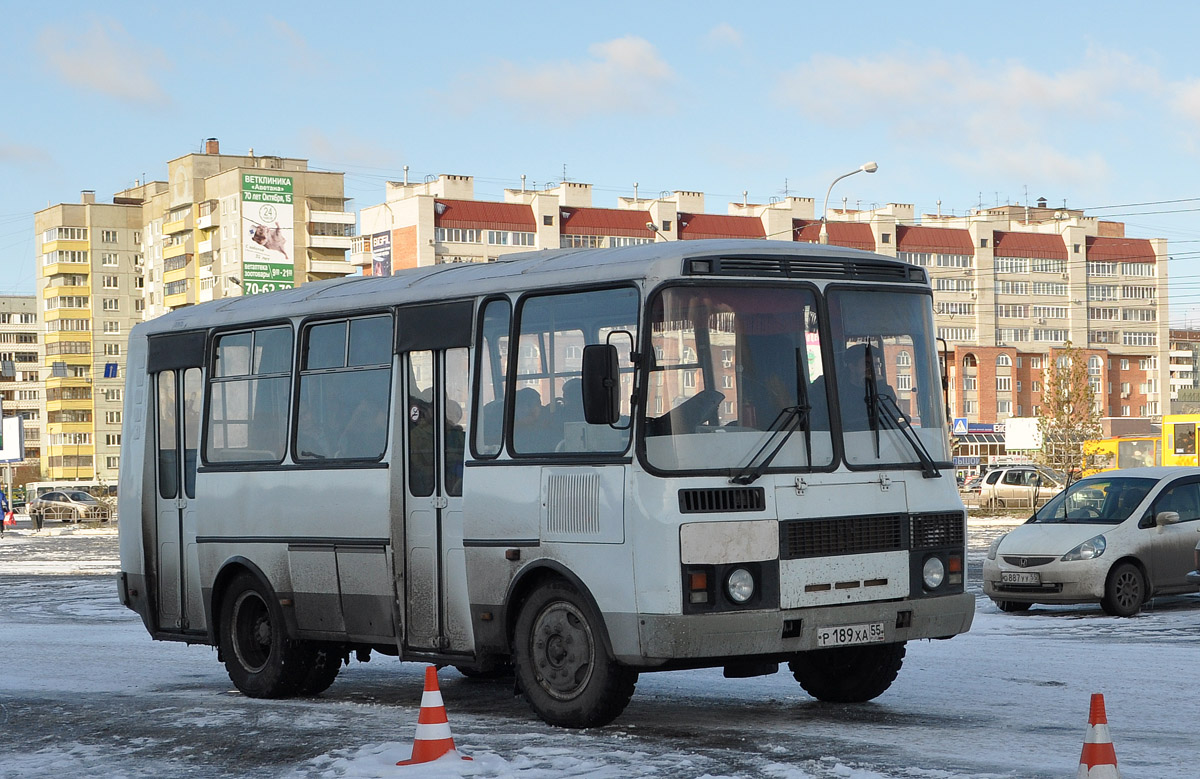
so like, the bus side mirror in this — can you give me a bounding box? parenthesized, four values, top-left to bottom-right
(581, 344, 620, 425)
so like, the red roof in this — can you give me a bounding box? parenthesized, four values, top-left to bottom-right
(896, 225, 973, 254)
(793, 220, 876, 251)
(1087, 236, 1157, 264)
(559, 207, 653, 238)
(434, 200, 535, 232)
(678, 213, 765, 240)
(993, 231, 1066, 260)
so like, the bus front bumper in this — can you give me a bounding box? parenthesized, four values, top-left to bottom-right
(629, 592, 974, 664)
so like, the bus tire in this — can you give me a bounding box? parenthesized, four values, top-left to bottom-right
(512, 580, 637, 728)
(296, 643, 343, 696)
(788, 641, 906, 703)
(218, 572, 309, 698)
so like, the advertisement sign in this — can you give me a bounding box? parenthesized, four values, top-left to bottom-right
(371, 231, 392, 276)
(241, 173, 294, 295)
(0, 416, 24, 463)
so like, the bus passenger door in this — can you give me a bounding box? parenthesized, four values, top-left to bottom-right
(402, 348, 473, 653)
(153, 367, 203, 634)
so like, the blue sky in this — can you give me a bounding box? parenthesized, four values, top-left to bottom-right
(5, 3, 1200, 321)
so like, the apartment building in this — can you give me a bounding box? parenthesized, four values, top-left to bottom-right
(0, 295, 42, 479)
(32, 139, 356, 481)
(138, 138, 356, 318)
(33, 192, 146, 482)
(354, 176, 1170, 442)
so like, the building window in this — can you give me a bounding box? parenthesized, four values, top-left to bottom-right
(105, 434, 122, 447)
(102, 275, 119, 289)
(102, 253, 119, 266)
(996, 354, 1011, 367)
(105, 411, 122, 424)
(1123, 331, 1157, 347)
(434, 227, 481, 244)
(997, 281, 1029, 296)
(997, 400, 1012, 415)
(995, 258, 1029, 274)
(997, 376, 1012, 391)
(1032, 282, 1068, 296)
(105, 388, 122, 402)
(543, 215, 553, 226)
(100, 229, 118, 242)
(103, 343, 121, 356)
(896, 351, 911, 367)
(102, 298, 119, 311)
(1120, 262, 1156, 277)
(1031, 258, 1066, 274)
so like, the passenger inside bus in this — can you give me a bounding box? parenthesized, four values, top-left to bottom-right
(831, 343, 898, 431)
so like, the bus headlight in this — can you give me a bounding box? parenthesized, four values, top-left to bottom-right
(726, 568, 755, 603)
(922, 556, 946, 590)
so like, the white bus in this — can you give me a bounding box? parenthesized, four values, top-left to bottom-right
(118, 239, 973, 728)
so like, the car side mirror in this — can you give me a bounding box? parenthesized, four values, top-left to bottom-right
(1155, 510, 1180, 527)
(581, 344, 620, 425)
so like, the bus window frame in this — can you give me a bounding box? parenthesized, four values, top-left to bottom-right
(199, 318, 296, 470)
(505, 283, 641, 462)
(634, 278, 842, 479)
(290, 309, 396, 466)
(470, 295, 513, 461)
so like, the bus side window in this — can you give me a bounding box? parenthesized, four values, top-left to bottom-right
(473, 300, 511, 458)
(157, 370, 178, 499)
(206, 326, 293, 463)
(183, 368, 201, 498)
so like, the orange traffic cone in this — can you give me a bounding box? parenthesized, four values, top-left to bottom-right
(1077, 693, 1120, 778)
(397, 665, 472, 766)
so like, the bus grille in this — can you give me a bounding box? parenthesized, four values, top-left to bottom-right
(910, 512, 965, 549)
(546, 473, 601, 535)
(780, 514, 904, 559)
(678, 487, 765, 514)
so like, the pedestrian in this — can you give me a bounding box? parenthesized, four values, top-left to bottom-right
(0, 486, 9, 536)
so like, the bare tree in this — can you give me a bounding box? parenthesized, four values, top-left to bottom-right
(1036, 343, 1102, 477)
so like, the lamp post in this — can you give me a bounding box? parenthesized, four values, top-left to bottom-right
(820, 161, 878, 244)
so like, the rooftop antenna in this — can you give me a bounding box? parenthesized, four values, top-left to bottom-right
(842, 196, 848, 214)
(937, 199, 942, 217)
(633, 181, 639, 203)
(403, 165, 409, 185)
(522, 174, 527, 193)
(742, 189, 748, 207)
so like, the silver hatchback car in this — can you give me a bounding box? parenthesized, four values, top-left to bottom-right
(983, 467, 1200, 616)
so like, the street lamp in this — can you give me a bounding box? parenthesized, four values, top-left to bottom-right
(820, 161, 878, 244)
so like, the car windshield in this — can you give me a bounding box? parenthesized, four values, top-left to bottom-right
(1031, 477, 1156, 524)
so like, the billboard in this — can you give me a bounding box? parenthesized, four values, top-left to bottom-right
(241, 173, 295, 295)
(0, 416, 24, 463)
(1004, 417, 1042, 450)
(371, 231, 392, 276)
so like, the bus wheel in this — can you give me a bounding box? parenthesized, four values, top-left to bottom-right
(218, 572, 308, 698)
(296, 643, 343, 696)
(788, 641, 906, 703)
(513, 581, 637, 728)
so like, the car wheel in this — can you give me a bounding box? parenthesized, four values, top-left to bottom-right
(218, 571, 310, 698)
(789, 641, 906, 703)
(513, 580, 637, 728)
(993, 599, 1030, 613)
(1100, 562, 1145, 617)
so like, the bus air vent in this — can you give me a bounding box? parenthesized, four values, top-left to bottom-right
(780, 514, 904, 559)
(910, 512, 965, 550)
(678, 487, 765, 514)
(687, 256, 922, 284)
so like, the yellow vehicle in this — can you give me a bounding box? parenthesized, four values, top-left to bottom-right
(1082, 436, 1160, 476)
(1163, 413, 1200, 467)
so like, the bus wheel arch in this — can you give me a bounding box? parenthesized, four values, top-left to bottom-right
(506, 565, 637, 728)
(503, 562, 616, 660)
(214, 565, 310, 699)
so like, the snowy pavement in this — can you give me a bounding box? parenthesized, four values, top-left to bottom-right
(0, 516, 1197, 778)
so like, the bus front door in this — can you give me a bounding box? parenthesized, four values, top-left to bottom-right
(401, 348, 473, 654)
(153, 368, 203, 634)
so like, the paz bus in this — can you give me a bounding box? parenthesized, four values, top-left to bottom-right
(117, 239, 973, 728)
(1163, 413, 1200, 467)
(1081, 436, 1161, 476)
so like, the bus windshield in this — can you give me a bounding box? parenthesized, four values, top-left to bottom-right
(826, 288, 948, 468)
(643, 285, 832, 473)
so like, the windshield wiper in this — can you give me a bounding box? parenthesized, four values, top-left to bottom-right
(729, 403, 811, 485)
(863, 344, 940, 479)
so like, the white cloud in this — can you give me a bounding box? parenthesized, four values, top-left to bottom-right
(772, 46, 1165, 185)
(299, 128, 401, 170)
(0, 138, 52, 169)
(705, 23, 743, 49)
(457, 36, 676, 121)
(37, 18, 171, 107)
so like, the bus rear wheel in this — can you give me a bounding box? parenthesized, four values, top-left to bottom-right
(218, 572, 309, 698)
(789, 641, 906, 703)
(513, 581, 637, 728)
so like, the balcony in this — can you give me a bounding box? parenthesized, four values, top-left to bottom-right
(197, 237, 213, 254)
(196, 213, 215, 230)
(164, 214, 191, 234)
(307, 207, 355, 225)
(309, 234, 353, 250)
(164, 241, 189, 260)
(309, 258, 356, 276)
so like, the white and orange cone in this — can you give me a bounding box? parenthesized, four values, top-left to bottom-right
(397, 665, 472, 766)
(1078, 693, 1120, 778)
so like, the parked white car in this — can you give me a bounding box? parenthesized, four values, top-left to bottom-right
(977, 466, 1064, 509)
(983, 467, 1200, 616)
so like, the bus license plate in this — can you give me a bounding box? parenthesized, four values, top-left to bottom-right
(1001, 571, 1040, 585)
(816, 622, 885, 648)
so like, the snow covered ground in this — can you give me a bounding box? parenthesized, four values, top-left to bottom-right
(0, 515, 1196, 778)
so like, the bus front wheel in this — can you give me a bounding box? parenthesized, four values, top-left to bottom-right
(218, 572, 310, 698)
(513, 581, 637, 728)
(788, 641, 906, 703)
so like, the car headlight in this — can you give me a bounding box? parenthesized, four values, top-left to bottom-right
(922, 556, 946, 589)
(987, 534, 1006, 561)
(726, 568, 755, 603)
(1061, 534, 1106, 562)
